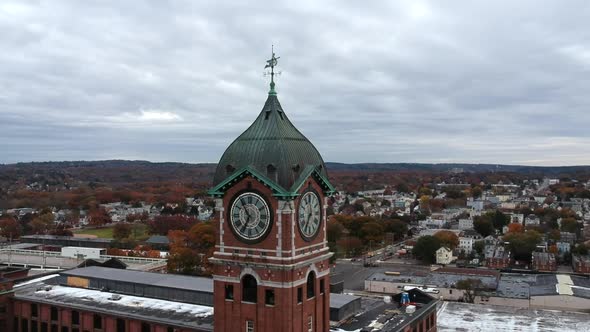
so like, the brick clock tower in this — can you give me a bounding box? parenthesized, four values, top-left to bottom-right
(208, 51, 335, 332)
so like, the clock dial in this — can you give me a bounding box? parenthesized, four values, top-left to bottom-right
(298, 191, 321, 241)
(229, 192, 271, 243)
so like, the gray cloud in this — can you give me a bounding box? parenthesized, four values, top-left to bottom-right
(1, 1, 590, 165)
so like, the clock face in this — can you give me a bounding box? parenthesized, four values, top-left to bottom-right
(298, 191, 321, 241)
(229, 192, 271, 243)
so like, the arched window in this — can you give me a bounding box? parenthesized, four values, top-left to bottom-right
(242, 274, 258, 303)
(306, 271, 316, 299)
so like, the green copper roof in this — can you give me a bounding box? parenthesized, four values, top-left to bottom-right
(212, 93, 330, 192)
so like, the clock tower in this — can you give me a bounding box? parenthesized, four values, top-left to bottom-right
(209, 51, 334, 332)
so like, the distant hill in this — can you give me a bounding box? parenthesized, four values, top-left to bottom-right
(325, 162, 590, 174)
(1, 160, 590, 191)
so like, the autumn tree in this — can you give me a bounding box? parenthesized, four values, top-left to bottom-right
(113, 223, 132, 240)
(167, 222, 216, 276)
(473, 240, 485, 255)
(88, 208, 112, 227)
(560, 218, 579, 233)
(503, 230, 542, 262)
(471, 186, 483, 199)
(126, 212, 149, 223)
(434, 230, 459, 250)
(360, 222, 384, 243)
(413, 236, 441, 264)
(473, 218, 494, 237)
(0, 216, 22, 239)
(30, 212, 54, 234)
(337, 236, 363, 257)
(490, 210, 510, 230)
(327, 218, 344, 243)
(456, 279, 484, 303)
(49, 224, 73, 236)
(148, 215, 198, 235)
(572, 244, 588, 256)
(382, 219, 408, 241)
(507, 223, 524, 233)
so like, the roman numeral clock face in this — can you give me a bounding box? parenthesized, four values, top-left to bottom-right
(229, 192, 271, 243)
(298, 191, 321, 241)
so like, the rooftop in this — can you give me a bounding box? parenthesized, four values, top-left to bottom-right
(14, 275, 214, 331)
(437, 302, 590, 331)
(21, 234, 113, 243)
(330, 293, 360, 309)
(334, 289, 437, 332)
(61, 266, 213, 293)
(367, 268, 499, 290)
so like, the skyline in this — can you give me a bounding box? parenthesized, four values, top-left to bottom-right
(1, 1, 590, 166)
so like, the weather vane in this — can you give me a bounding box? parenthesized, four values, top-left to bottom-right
(264, 45, 280, 95)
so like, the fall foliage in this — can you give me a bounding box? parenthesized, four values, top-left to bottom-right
(167, 221, 216, 276)
(434, 230, 459, 249)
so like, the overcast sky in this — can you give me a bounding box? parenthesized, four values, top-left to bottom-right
(1, 1, 590, 166)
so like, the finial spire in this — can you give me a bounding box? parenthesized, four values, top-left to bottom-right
(264, 45, 280, 95)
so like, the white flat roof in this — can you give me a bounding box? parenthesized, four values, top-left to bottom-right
(438, 302, 590, 331)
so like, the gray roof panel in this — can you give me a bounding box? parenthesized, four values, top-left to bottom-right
(61, 266, 213, 292)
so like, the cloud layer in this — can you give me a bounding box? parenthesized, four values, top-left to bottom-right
(1, 1, 589, 165)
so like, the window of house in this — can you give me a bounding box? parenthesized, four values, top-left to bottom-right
(297, 287, 303, 304)
(265, 289, 275, 306)
(308, 315, 313, 332)
(306, 272, 316, 299)
(41, 322, 48, 332)
(141, 322, 150, 332)
(246, 320, 254, 332)
(319, 279, 325, 294)
(167, 328, 174, 332)
(31, 321, 38, 332)
(93, 314, 102, 330)
(21, 319, 29, 332)
(72, 311, 80, 325)
(116, 318, 126, 332)
(242, 275, 257, 303)
(51, 306, 58, 321)
(62, 327, 69, 332)
(225, 285, 234, 300)
(449, 289, 452, 294)
(51, 324, 58, 332)
(31, 304, 38, 318)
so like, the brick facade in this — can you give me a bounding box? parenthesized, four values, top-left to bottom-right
(10, 300, 205, 332)
(212, 175, 331, 332)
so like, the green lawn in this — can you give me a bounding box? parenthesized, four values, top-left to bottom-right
(73, 224, 149, 240)
(73, 227, 114, 238)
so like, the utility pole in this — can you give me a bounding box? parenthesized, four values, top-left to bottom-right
(8, 233, 12, 266)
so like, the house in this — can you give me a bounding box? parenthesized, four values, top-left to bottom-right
(509, 213, 524, 224)
(458, 237, 474, 254)
(531, 252, 557, 272)
(466, 198, 484, 211)
(556, 242, 571, 255)
(458, 218, 473, 230)
(560, 232, 577, 245)
(524, 215, 540, 226)
(436, 247, 455, 265)
(461, 229, 483, 240)
(419, 218, 446, 229)
(572, 255, 590, 274)
(485, 246, 512, 269)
